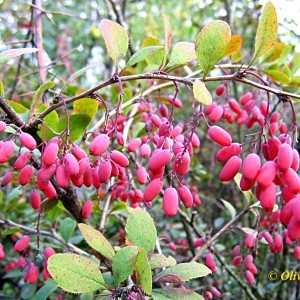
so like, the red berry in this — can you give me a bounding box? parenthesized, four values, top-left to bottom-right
(98, 160, 112, 183)
(167, 95, 182, 107)
(89, 134, 110, 156)
(242, 153, 261, 181)
(163, 187, 178, 217)
(206, 253, 216, 273)
(208, 125, 232, 147)
(274, 234, 283, 252)
(240, 92, 253, 105)
(259, 183, 277, 213)
(216, 143, 241, 162)
(277, 143, 293, 171)
(44, 246, 56, 259)
(240, 176, 256, 191)
(137, 166, 148, 184)
(30, 190, 41, 209)
(0, 247, 5, 261)
(17, 256, 25, 269)
(168, 242, 177, 251)
(219, 156, 242, 182)
(215, 84, 226, 96)
(210, 287, 221, 297)
(245, 254, 253, 269)
(151, 114, 162, 128)
(14, 151, 32, 170)
(294, 246, 300, 260)
(209, 105, 224, 122)
(281, 168, 300, 194)
(245, 234, 255, 248)
(28, 265, 39, 284)
(81, 200, 93, 218)
(288, 216, 300, 241)
(291, 149, 300, 171)
(143, 178, 163, 202)
(256, 161, 277, 187)
(148, 149, 172, 171)
(127, 138, 142, 152)
(228, 98, 242, 114)
(14, 235, 30, 252)
(140, 144, 151, 158)
(19, 132, 37, 150)
(42, 181, 57, 199)
(231, 245, 241, 256)
(110, 150, 129, 167)
(177, 184, 193, 208)
(1, 171, 13, 187)
(193, 238, 205, 248)
(232, 256, 243, 266)
(64, 153, 79, 176)
(173, 152, 190, 175)
(236, 110, 248, 125)
(267, 137, 281, 160)
(280, 197, 297, 225)
(71, 144, 87, 160)
(0, 141, 14, 163)
(18, 165, 34, 185)
(42, 142, 59, 166)
(245, 270, 255, 285)
(159, 104, 169, 117)
(56, 165, 70, 188)
(158, 121, 173, 137)
(0, 121, 6, 132)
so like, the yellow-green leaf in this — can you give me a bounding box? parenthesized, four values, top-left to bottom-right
(195, 20, 231, 77)
(166, 42, 196, 68)
(141, 38, 164, 67)
(251, 1, 278, 64)
(0, 79, 4, 97)
(262, 70, 290, 84)
(223, 35, 242, 57)
(148, 254, 177, 269)
(48, 253, 105, 294)
(152, 288, 204, 300)
(100, 19, 129, 68)
(261, 41, 285, 63)
(193, 79, 212, 105)
(73, 98, 98, 119)
(78, 223, 115, 261)
(291, 52, 300, 75)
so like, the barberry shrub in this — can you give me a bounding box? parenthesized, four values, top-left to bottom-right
(0, 1, 300, 299)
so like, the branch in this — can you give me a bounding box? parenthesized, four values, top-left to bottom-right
(29, 70, 300, 128)
(191, 206, 251, 261)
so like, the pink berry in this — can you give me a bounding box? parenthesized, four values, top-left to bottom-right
(148, 149, 172, 171)
(206, 253, 216, 273)
(208, 125, 232, 147)
(245, 270, 255, 285)
(89, 134, 110, 156)
(242, 153, 261, 181)
(177, 184, 193, 208)
(163, 187, 178, 217)
(110, 150, 129, 167)
(245, 234, 255, 248)
(42, 142, 59, 166)
(168, 242, 177, 251)
(81, 200, 93, 218)
(143, 178, 163, 202)
(30, 190, 41, 209)
(98, 160, 112, 183)
(14, 235, 30, 252)
(215, 84, 226, 96)
(127, 138, 142, 152)
(137, 166, 148, 184)
(19, 132, 37, 150)
(219, 156, 242, 182)
(44, 246, 56, 259)
(18, 165, 34, 185)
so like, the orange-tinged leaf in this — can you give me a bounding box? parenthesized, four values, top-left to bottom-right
(261, 41, 285, 63)
(224, 35, 242, 57)
(193, 79, 212, 105)
(251, 1, 278, 64)
(166, 42, 196, 67)
(100, 19, 129, 68)
(195, 20, 231, 77)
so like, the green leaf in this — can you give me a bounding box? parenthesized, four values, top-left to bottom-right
(221, 199, 236, 219)
(56, 114, 92, 142)
(166, 42, 196, 68)
(195, 20, 231, 77)
(223, 35, 242, 57)
(136, 248, 152, 295)
(59, 217, 77, 242)
(291, 52, 300, 75)
(125, 208, 157, 253)
(48, 253, 105, 294)
(282, 65, 291, 77)
(126, 46, 164, 67)
(2, 227, 21, 236)
(21, 282, 38, 300)
(162, 13, 172, 64)
(276, 44, 292, 66)
(74, 98, 98, 119)
(251, 1, 278, 64)
(0, 48, 38, 64)
(154, 262, 211, 283)
(31, 81, 56, 115)
(148, 254, 177, 269)
(35, 279, 57, 300)
(6, 100, 29, 121)
(141, 38, 164, 67)
(152, 288, 204, 300)
(78, 223, 115, 261)
(261, 41, 285, 63)
(289, 76, 300, 88)
(112, 246, 139, 285)
(0, 79, 4, 96)
(193, 79, 212, 105)
(261, 70, 290, 84)
(100, 19, 129, 68)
